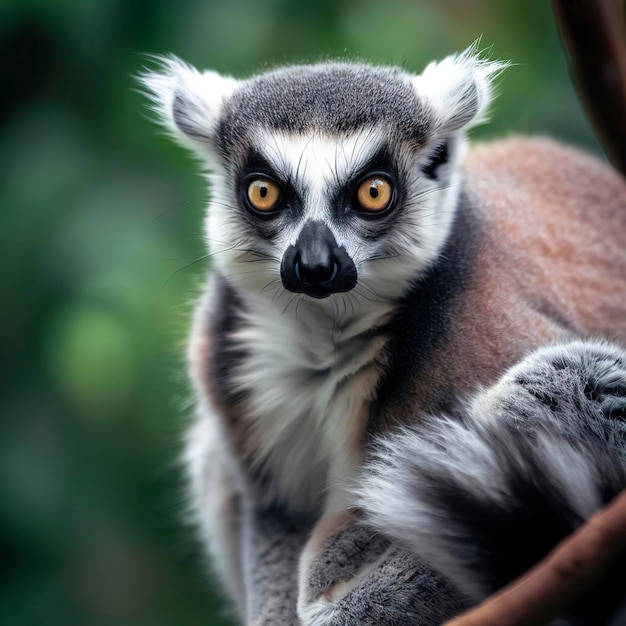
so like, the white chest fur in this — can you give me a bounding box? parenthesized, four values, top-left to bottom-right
(230, 294, 390, 513)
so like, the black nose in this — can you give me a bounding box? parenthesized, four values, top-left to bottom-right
(295, 254, 338, 288)
(281, 221, 357, 298)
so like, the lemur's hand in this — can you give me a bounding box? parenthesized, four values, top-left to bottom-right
(471, 339, 626, 434)
(297, 511, 468, 626)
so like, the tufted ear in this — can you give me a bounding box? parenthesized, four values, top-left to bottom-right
(139, 56, 239, 153)
(412, 45, 508, 137)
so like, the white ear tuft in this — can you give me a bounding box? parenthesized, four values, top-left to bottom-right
(412, 44, 508, 136)
(138, 55, 239, 150)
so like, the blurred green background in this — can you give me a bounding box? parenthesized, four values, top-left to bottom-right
(1, 1, 602, 625)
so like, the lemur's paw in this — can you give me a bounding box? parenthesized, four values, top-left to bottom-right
(577, 344, 626, 421)
(298, 550, 466, 626)
(471, 340, 626, 429)
(297, 512, 466, 626)
(298, 512, 391, 605)
(297, 511, 390, 623)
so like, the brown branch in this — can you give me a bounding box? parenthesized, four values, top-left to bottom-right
(551, 0, 626, 177)
(443, 489, 626, 626)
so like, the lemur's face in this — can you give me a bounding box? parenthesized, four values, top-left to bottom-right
(208, 122, 460, 302)
(143, 51, 503, 304)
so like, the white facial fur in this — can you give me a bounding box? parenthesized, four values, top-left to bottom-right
(204, 127, 465, 312)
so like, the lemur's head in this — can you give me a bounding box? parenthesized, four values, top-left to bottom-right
(142, 48, 503, 305)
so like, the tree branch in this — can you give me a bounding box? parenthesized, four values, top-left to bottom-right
(551, 0, 626, 177)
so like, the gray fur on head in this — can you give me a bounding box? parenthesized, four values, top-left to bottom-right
(215, 63, 429, 156)
(139, 45, 506, 160)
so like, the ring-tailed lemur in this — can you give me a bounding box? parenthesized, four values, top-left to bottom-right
(141, 48, 626, 625)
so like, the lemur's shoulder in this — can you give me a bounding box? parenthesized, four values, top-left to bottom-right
(462, 136, 626, 337)
(465, 136, 626, 218)
(373, 138, 626, 420)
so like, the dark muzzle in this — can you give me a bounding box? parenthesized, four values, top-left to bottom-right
(281, 221, 357, 298)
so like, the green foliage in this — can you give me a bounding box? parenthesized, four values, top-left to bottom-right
(1, 1, 601, 624)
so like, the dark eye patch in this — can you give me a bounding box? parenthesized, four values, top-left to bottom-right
(334, 146, 403, 229)
(238, 150, 282, 182)
(348, 146, 397, 184)
(421, 141, 449, 179)
(236, 149, 304, 232)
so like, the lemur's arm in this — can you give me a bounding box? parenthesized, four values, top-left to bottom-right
(241, 507, 309, 626)
(185, 415, 311, 625)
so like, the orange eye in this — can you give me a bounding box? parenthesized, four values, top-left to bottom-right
(356, 177, 393, 212)
(247, 178, 281, 212)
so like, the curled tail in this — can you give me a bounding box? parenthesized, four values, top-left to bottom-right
(356, 340, 626, 623)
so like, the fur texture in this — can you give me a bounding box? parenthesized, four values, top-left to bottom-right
(357, 340, 626, 623)
(141, 48, 626, 625)
(140, 48, 502, 512)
